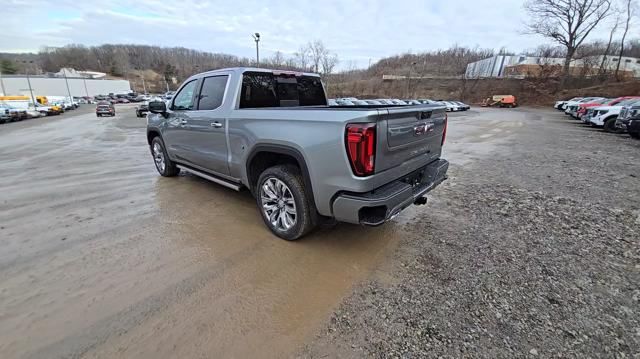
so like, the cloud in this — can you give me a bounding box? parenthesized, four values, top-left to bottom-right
(0, 0, 620, 69)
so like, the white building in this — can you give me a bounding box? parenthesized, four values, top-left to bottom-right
(465, 55, 640, 78)
(55, 68, 107, 79)
(0, 75, 130, 97)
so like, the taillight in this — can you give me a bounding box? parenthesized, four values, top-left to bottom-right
(346, 123, 376, 176)
(441, 114, 448, 146)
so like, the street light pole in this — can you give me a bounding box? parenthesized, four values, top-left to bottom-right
(252, 33, 261, 65)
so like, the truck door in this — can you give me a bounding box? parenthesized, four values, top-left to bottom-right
(162, 79, 199, 163)
(183, 75, 230, 176)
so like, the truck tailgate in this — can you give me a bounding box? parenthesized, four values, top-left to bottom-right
(376, 105, 447, 173)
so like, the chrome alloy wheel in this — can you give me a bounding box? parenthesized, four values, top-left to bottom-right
(260, 178, 297, 231)
(153, 142, 166, 173)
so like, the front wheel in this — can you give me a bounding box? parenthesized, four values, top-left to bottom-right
(150, 136, 180, 177)
(256, 165, 316, 240)
(630, 132, 640, 139)
(603, 118, 621, 133)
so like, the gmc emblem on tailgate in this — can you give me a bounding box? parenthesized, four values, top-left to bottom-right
(414, 122, 435, 136)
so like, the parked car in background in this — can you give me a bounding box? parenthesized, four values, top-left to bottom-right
(327, 99, 338, 106)
(588, 98, 640, 130)
(575, 98, 611, 119)
(452, 101, 470, 110)
(336, 99, 355, 106)
(441, 101, 461, 112)
(352, 100, 370, 105)
(0, 106, 10, 123)
(0, 101, 27, 121)
(390, 99, 408, 105)
(164, 91, 176, 100)
(136, 102, 150, 117)
(375, 99, 395, 105)
(96, 101, 116, 117)
(365, 100, 383, 105)
(626, 113, 640, 139)
(555, 97, 583, 110)
(565, 97, 605, 118)
(616, 104, 640, 134)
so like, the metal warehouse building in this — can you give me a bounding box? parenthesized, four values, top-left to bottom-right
(0, 75, 131, 97)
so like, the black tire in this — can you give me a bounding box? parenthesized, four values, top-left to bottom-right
(136, 111, 140, 117)
(603, 118, 621, 133)
(630, 132, 640, 139)
(96, 114, 101, 117)
(150, 136, 180, 177)
(256, 165, 316, 240)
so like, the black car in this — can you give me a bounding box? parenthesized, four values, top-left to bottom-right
(135, 102, 149, 117)
(627, 112, 640, 139)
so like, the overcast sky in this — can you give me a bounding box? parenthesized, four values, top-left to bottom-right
(2, 0, 620, 69)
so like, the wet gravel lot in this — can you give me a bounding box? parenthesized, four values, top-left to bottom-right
(1, 105, 637, 358)
(301, 108, 640, 358)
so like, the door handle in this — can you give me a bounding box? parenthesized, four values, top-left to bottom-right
(211, 121, 223, 128)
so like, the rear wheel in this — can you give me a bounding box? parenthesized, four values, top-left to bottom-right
(256, 165, 316, 240)
(150, 136, 180, 177)
(630, 132, 640, 139)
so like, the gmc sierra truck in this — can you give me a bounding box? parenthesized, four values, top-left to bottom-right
(147, 67, 449, 240)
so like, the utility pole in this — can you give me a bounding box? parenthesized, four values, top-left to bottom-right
(164, 75, 170, 92)
(252, 33, 261, 65)
(63, 71, 73, 100)
(25, 69, 37, 107)
(141, 77, 147, 94)
(0, 71, 6, 95)
(83, 77, 89, 97)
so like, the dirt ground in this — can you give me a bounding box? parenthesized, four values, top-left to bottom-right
(0, 104, 637, 358)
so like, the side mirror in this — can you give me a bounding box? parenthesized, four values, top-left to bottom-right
(149, 101, 167, 114)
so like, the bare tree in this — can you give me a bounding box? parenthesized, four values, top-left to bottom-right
(600, 14, 621, 75)
(270, 51, 285, 67)
(321, 53, 339, 75)
(524, 0, 612, 87)
(615, 0, 636, 79)
(294, 46, 310, 70)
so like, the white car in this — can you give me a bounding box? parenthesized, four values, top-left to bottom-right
(555, 97, 582, 110)
(588, 99, 640, 129)
(441, 101, 460, 112)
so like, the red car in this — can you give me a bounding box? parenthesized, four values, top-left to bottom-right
(577, 96, 640, 119)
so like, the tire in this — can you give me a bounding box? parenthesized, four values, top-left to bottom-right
(136, 111, 140, 117)
(97, 114, 101, 117)
(256, 165, 316, 240)
(150, 136, 180, 177)
(603, 118, 621, 133)
(630, 132, 640, 139)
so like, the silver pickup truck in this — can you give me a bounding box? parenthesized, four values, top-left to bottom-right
(147, 67, 449, 240)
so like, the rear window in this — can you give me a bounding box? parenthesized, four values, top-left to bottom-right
(239, 72, 326, 108)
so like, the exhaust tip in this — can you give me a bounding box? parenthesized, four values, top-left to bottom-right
(414, 196, 428, 206)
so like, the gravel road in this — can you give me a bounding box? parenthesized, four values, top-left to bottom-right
(300, 108, 640, 358)
(1, 105, 637, 358)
